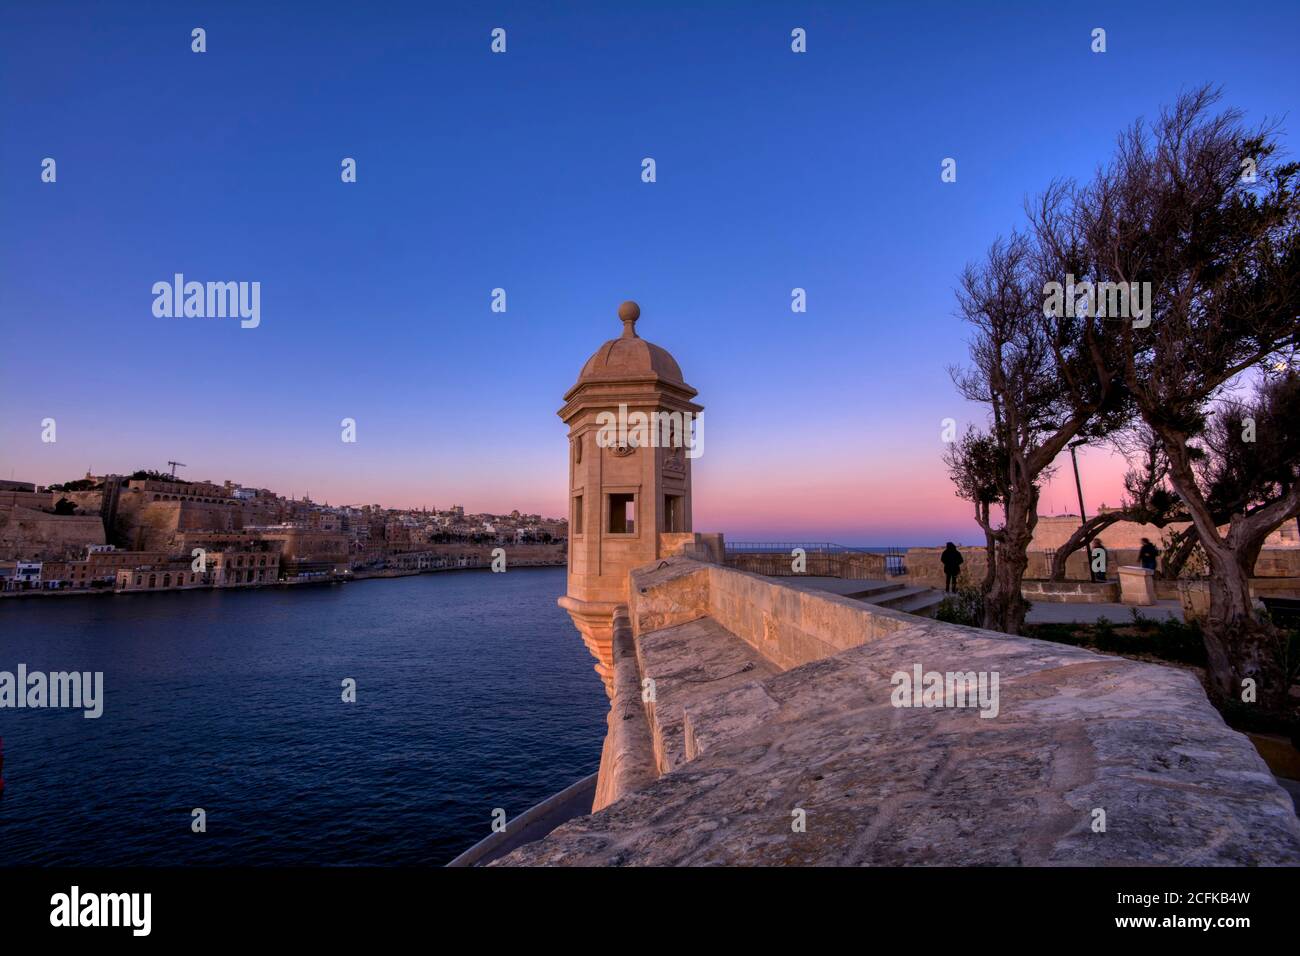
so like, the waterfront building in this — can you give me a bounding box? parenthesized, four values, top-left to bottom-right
(115, 563, 207, 592)
(208, 549, 281, 586)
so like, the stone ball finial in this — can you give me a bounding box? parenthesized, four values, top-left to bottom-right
(618, 300, 640, 337)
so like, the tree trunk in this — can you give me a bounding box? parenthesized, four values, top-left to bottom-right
(976, 500, 997, 594)
(1158, 526, 1199, 580)
(1155, 427, 1298, 713)
(1200, 541, 1286, 710)
(984, 540, 1030, 634)
(1049, 512, 1123, 581)
(983, 496, 1033, 634)
(981, 527, 997, 594)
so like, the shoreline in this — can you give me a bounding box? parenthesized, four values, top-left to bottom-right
(0, 560, 567, 600)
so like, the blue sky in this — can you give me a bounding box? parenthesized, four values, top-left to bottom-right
(2, 1, 1296, 543)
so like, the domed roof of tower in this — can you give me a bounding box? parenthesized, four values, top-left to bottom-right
(573, 301, 686, 387)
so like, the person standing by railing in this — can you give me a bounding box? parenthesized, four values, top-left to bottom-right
(940, 543, 963, 593)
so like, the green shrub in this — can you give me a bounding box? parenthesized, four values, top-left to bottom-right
(1259, 612, 1300, 689)
(1284, 627, 1300, 689)
(935, 586, 985, 628)
(1025, 622, 1090, 648)
(1153, 617, 1207, 665)
(1090, 617, 1127, 655)
(1026, 615, 1206, 666)
(1218, 696, 1300, 739)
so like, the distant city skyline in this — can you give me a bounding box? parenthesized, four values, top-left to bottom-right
(9, 452, 1139, 547)
(4, 1, 1296, 544)
(22, 464, 565, 518)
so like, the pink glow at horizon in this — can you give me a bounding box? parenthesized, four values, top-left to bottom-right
(694, 443, 1133, 543)
(11, 422, 1132, 545)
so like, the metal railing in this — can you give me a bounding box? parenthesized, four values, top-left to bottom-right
(726, 542, 860, 554)
(725, 550, 887, 580)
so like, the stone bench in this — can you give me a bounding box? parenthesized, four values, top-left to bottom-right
(1118, 565, 1156, 606)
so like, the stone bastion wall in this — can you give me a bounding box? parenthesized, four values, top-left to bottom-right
(496, 557, 1300, 866)
(904, 544, 1300, 591)
(0, 505, 106, 561)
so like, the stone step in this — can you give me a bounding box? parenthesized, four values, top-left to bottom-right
(889, 591, 947, 618)
(782, 577, 905, 600)
(863, 584, 930, 606)
(863, 585, 946, 617)
(839, 580, 907, 600)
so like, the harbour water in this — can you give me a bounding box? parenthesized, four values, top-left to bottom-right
(0, 568, 606, 865)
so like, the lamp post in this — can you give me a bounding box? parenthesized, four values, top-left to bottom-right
(1068, 438, 1094, 580)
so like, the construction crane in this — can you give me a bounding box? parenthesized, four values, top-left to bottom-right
(167, 460, 187, 478)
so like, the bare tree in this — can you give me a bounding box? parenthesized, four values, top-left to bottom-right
(951, 234, 1123, 634)
(1050, 88, 1300, 707)
(1201, 373, 1300, 526)
(943, 426, 1002, 592)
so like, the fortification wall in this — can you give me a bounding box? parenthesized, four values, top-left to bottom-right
(61, 490, 105, 513)
(1255, 548, 1300, 577)
(0, 505, 105, 561)
(704, 563, 916, 669)
(498, 556, 1300, 866)
(1032, 513, 1299, 551)
(904, 544, 1300, 590)
(903, 546, 1088, 588)
(111, 490, 243, 550)
(120, 502, 184, 551)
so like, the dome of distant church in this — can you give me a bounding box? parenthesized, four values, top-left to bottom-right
(574, 301, 686, 386)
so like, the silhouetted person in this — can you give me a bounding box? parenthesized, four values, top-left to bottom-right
(1139, 537, 1159, 571)
(940, 542, 963, 593)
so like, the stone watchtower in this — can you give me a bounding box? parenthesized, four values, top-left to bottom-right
(558, 301, 708, 693)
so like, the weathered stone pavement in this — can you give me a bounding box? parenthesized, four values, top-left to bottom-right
(497, 560, 1300, 866)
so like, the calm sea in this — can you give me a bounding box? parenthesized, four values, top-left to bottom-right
(0, 568, 606, 866)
